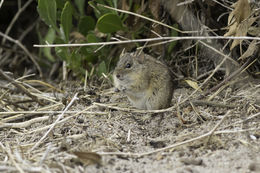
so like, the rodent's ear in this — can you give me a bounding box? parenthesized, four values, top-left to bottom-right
(119, 48, 126, 58)
(135, 51, 145, 64)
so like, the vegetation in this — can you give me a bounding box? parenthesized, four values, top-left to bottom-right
(0, 0, 259, 172)
(37, 0, 121, 78)
(36, 0, 175, 79)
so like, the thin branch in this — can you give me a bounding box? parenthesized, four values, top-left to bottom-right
(206, 110, 231, 143)
(177, 0, 195, 6)
(39, 144, 52, 165)
(0, 103, 62, 123)
(174, 41, 230, 106)
(26, 106, 106, 134)
(0, 110, 107, 116)
(0, 32, 42, 77)
(98, 127, 260, 157)
(191, 100, 237, 108)
(203, 57, 254, 97)
(93, 102, 174, 113)
(0, 116, 49, 129)
(24, 80, 64, 93)
(211, 0, 233, 10)
(0, 0, 4, 9)
(17, 18, 39, 43)
(223, 111, 260, 129)
(0, 142, 25, 173)
(1, 0, 34, 44)
(33, 36, 260, 48)
(97, 4, 183, 33)
(0, 70, 44, 106)
(198, 40, 238, 65)
(30, 93, 78, 152)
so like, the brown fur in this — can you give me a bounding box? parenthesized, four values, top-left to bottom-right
(113, 51, 174, 110)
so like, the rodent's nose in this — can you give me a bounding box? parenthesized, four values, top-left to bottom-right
(116, 74, 120, 78)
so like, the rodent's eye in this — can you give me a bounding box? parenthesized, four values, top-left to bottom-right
(125, 63, 131, 68)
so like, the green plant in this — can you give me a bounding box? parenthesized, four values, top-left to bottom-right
(37, 0, 126, 78)
(37, 0, 178, 79)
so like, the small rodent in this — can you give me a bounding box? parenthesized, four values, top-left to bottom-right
(113, 51, 174, 110)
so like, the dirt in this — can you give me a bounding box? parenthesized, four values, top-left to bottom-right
(0, 80, 259, 173)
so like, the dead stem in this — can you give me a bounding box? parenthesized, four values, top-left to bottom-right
(30, 93, 78, 152)
(0, 70, 44, 105)
(0, 32, 42, 77)
(1, 0, 34, 44)
(98, 124, 259, 158)
(97, 4, 182, 33)
(26, 106, 106, 134)
(24, 80, 64, 93)
(0, 116, 49, 128)
(0, 142, 25, 173)
(203, 57, 254, 97)
(93, 102, 175, 113)
(222, 111, 260, 129)
(190, 101, 206, 122)
(206, 110, 231, 144)
(0, 0, 4, 8)
(191, 100, 237, 108)
(33, 36, 260, 48)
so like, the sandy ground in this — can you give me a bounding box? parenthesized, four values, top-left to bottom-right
(0, 80, 259, 173)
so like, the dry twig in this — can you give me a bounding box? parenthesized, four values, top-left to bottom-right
(191, 100, 237, 108)
(30, 93, 78, 152)
(1, 0, 34, 44)
(27, 105, 105, 134)
(0, 116, 49, 129)
(0, 0, 4, 9)
(206, 111, 231, 144)
(0, 32, 42, 77)
(0, 142, 25, 173)
(203, 57, 255, 97)
(98, 124, 259, 158)
(0, 70, 44, 105)
(33, 36, 260, 48)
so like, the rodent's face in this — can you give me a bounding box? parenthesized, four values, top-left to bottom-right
(113, 53, 146, 92)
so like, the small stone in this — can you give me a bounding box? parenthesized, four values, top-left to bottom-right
(180, 158, 203, 166)
(249, 162, 260, 172)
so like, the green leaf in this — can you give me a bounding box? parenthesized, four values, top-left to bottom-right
(87, 33, 99, 43)
(70, 50, 81, 69)
(80, 47, 97, 63)
(96, 13, 124, 33)
(97, 61, 107, 76)
(55, 38, 68, 61)
(68, 50, 85, 76)
(78, 16, 96, 36)
(61, 1, 73, 42)
(88, 0, 114, 18)
(88, 1, 101, 18)
(43, 28, 56, 62)
(75, 0, 85, 15)
(37, 0, 57, 30)
(55, 0, 66, 9)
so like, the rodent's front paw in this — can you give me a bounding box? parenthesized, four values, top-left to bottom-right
(121, 87, 126, 92)
(114, 87, 120, 92)
(114, 86, 127, 93)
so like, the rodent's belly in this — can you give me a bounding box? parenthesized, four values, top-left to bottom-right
(126, 92, 148, 109)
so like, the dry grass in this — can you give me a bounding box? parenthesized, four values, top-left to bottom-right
(0, 1, 259, 172)
(0, 70, 259, 172)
